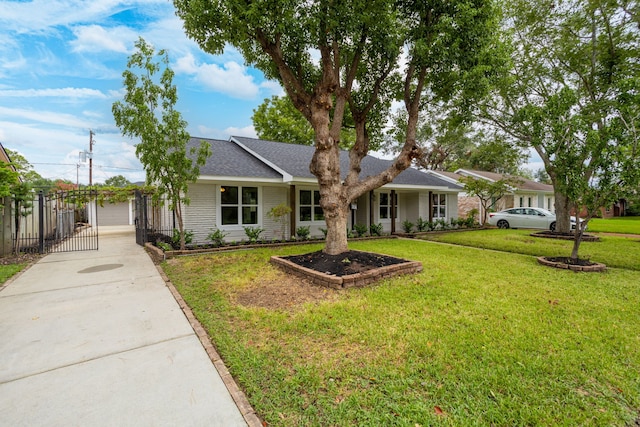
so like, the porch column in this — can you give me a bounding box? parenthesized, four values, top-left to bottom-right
(1, 196, 11, 256)
(390, 190, 396, 234)
(289, 185, 296, 239)
(369, 191, 374, 228)
(428, 191, 433, 222)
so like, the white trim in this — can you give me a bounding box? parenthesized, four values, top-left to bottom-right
(216, 184, 263, 231)
(296, 187, 325, 225)
(230, 137, 294, 182)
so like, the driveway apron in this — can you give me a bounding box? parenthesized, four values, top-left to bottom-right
(0, 226, 247, 427)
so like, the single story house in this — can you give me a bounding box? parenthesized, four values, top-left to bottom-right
(180, 136, 463, 243)
(426, 169, 555, 223)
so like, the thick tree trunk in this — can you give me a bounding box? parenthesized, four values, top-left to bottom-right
(553, 190, 572, 233)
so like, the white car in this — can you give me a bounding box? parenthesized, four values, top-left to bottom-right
(487, 207, 580, 231)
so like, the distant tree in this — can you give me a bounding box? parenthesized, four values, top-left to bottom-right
(104, 175, 131, 188)
(533, 168, 551, 185)
(463, 137, 527, 175)
(253, 95, 314, 145)
(4, 149, 42, 184)
(460, 176, 521, 225)
(112, 37, 210, 250)
(482, 0, 640, 263)
(0, 162, 19, 200)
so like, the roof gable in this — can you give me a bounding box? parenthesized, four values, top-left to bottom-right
(456, 169, 553, 192)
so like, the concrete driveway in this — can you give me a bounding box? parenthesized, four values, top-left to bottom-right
(0, 226, 250, 427)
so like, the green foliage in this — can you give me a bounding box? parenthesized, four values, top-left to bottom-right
(243, 226, 265, 243)
(172, 228, 193, 248)
(157, 242, 172, 252)
(112, 37, 210, 250)
(319, 227, 328, 238)
(416, 217, 429, 232)
(267, 202, 292, 240)
(252, 95, 314, 146)
(401, 220, 414, 233)
(207, 228, 228, 247)
(460, 176, 521, 224)
(295, 225, 310, 240)
(103, 175, 131, 188)
(369, 223, 383, 236)
(353, 223, 368, 237)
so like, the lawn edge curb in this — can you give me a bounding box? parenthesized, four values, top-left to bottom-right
(154, 264, 263, 427)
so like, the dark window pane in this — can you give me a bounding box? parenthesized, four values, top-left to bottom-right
(221, 206, 238, 225)
(300, 190, 311, 205)
(439, 194, 446, 205)
(380, 206, 389, 219)
(242, 206, 258, 224)
(300, 207, 312, 221)
(439, 207, 446, 217)
(242, 187, 258, 205)
(314, 207, 324, 221)
(313, 190, 321, 205)
(432, 207, 438, 218)
(221, 186, 238, 204)
(380, 193, 389, 206)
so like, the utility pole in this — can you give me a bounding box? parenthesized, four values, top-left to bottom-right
(89, 130, 95, 186)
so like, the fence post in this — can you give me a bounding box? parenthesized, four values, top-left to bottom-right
(38, 191, 44, 254)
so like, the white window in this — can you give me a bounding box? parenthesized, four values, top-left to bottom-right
(432, 193, 446, 218)
(299, 189, 324, 222)
(220, 186, 258, 225)
(379, 192, 391, 219)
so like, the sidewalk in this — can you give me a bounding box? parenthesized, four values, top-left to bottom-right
(0, 226, 249, 427)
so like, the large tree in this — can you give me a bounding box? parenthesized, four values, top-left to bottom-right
(112, 38, 210, 250)
(174, 0, 501, 254)
(482, 0, 640, 253)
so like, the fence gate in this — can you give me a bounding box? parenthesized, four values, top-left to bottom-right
(12, 189, 99, 254)
(134, 190, 148, 246)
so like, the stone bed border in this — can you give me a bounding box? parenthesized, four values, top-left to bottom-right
(530, 231, 600, 242)
(270, 250, 423, 289)
(537, 256, 606, 272)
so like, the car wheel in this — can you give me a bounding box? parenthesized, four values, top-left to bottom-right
(497, 220, 510, 229)
(550, 222, 556, 232)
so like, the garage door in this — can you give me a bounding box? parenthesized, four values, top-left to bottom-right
(98, 201, 131, 226)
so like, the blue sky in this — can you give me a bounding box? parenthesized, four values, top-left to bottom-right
(0, 0, 282, 184)
(0, 0, 542, 186)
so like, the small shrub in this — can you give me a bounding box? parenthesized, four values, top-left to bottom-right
(207, 228, 228, 247)
(369, 223, 383, 236)
(416, 217, 429, 232)
(172, 228, 193, 248)
(296, 225, 311, 240)
(435, 218, 447, 230)
(346, 228, 354, 238)
(402, 220, 414, 233)
(353, 223, 368, 237)
(243, 226, 265, 243)
(157, 242, 172, 252)
(319, 227, 328, 238)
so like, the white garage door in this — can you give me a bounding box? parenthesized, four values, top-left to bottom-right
(98, 202, 131, 226)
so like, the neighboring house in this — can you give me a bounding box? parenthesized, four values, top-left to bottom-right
(180, 136, 463, 243)
(426, 169, 555, 224)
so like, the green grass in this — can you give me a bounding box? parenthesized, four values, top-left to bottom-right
(587, 217, 640, 234)
(420, 229, 640, 270)
(0, 263, 27, 284)
(163, 239, 640, 426)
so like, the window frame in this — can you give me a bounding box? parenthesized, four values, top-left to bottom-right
(431, 193, 447, 219)
(217, 185, 261, 228)
(298, 188, 325, 223)
(378, 191, 391, 221)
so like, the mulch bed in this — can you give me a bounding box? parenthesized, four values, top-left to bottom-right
(283, 250, 408, 277)
(537, 256, 606, 272)
(531, 231, 600, 242)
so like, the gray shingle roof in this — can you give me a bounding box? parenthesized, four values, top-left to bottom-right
(187, 137, 282, 179)
(188, 136, 460, 190)
(232, 136, 461, 189)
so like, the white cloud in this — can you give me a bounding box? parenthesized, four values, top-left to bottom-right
(260, 80, 285, 96)
(0, 106, 91, 128)
(70, 25, 134, 54)
(175, 53, 260, 99)
(0, 87, 108, 99)
(195, 124, 258, 140)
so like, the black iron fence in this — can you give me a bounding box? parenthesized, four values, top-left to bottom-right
(2, 189, 99, 255)
(134, 190, 174, 246)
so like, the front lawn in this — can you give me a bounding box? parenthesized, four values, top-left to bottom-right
(420, 229, 640, 270)
(587, 217, 640, 234)
(0, 263, 27, 285)
(163, 239, 640, 426)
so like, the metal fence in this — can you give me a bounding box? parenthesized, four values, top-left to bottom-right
(3, 189, 99, 255)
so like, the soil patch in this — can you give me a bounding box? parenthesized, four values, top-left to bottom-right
(234, 275, 342, 311)
(284, 250, 407, 276)
(0, 253, 42, 266)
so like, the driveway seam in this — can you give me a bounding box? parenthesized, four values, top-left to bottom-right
(155, 264, 263, 427)
(0, 333, 194, 385)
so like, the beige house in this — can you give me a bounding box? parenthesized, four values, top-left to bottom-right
(426, 169, 555, 224)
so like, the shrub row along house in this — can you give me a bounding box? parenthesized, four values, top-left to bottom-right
(179, 136, 462, 243)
